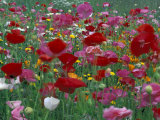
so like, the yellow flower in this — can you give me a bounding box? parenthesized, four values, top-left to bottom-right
(35, 59, 43, 68)
(110, 101, 116, 105)
(70, 34, 76, 39)
(88, 77, 93, 80)
(0, 60, 3, 64)
(0, 39, 3, 41)
(35, 74, 40, 80)
(141, 62, 145, 65)
(25, 48, 32, 51)
(75, 60, 81, 63)
(83, 75, 87, 77)
(110, 72, 115, 76)
(87, 74, 91, 76)
(53, 69, 58, 73)
(30, 83, 36, 87)
(49, 28, 55, 31)
(46, 19, 51, 21)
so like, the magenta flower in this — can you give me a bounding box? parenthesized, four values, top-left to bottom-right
(20, 69, 36, 82)
(120, 55, 130, 64)
(103, 106, 132, 120)
(53, 14, 73, 28)
(132, 68, 146, 79)
(112, 41, 125, 49)
(116, 69, 130, 77)
(77, 2, 93, 19)
(138, 83, 160, 108)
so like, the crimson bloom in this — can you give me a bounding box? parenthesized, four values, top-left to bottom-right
(54, 77, 87, 94)
(130, 33, 156, 57)
(47, 38, 67, 55)
(152, 107, 160, 120)
(136, 24, 154, 33)
(5, 29, 25, 44)
(83, 32, 106, 46)
(1, 63, 22, 78)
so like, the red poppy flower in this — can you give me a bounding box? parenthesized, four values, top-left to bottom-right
(130, 33, 156, 57)
(54, 77, 87, 94)
(39, 54, 54, 62)
(93, 69, 106, 81)
(9, 7, 16, 12)
(129, 8, 140, 16)
(47, 38, 67, 55)
(91, 56, 111, 66)
(8, 21, 20, 27)
(85, 25, 95, 31)
(5, 29, 25, 44)
(39, 82, 56, 97)
(58, 53, 78, 65)
(62, 64, 75, 73)
(120, 77, 135, 90)
(136, 24, 154, 33)
(152, 107, 160, 120)
(83, 32, 106, 46)
(40, 65, 50, 72)
(1, 63, 22, 78)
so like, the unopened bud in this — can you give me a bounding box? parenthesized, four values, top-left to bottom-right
(145, 85, 152, 94)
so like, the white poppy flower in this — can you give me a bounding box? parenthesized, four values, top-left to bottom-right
(44, 97, 60, 111)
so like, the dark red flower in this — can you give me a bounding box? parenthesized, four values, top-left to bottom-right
(8, 21, 19, 27)
(54, 77, 87, 94)
(83, 32, 106, 46)
(39, 54, 54, 62)
(47, 38, 67, 55)
(5, 29, 25, 44)
(85, 25, 95, 31)
(9, 7, 16, 12)
(58, 53, 78, 65)
(136, 24, 154, 33)
(120, 77, 135, 90)
(152, 107, 160, 120)
(62, 64, 75, 73)
(72, 4, 77, 8)
(1, 63, 22, 78)
(130, 33, 156, 57)
(129, 8, 140, 16)
(40, 65, 50, 73)
(93, 69, 106, 81)
(41, 4, 46, 7)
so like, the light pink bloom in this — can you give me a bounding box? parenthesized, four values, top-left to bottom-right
(116, 69, 130, 77)
(6, 101, 22, 109)
(103, 106, 132, 120)
(20, 69, 36, 82)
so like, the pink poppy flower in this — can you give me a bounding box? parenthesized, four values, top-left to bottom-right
(77, 2, 93, 19)
(120, 55, 130, 64)
(11, 106, 27, 120)
(6, 101, 22, 109)
(20, 69, 36, 82)
(116, 69, 130, 77)
(138, 83, 160, 108)
(103, 106, 132, 120)
(132, 68, 146, 79)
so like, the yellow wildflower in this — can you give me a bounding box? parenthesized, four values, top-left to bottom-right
(49, 28, 55, 31)
(88, 77, 93, 80)
(110, 72, 115, 76)
(53, 69, 58, 72)
(70, 34, 76, 39)
(29, 83, 36, 87)
(46, 19, 51, 21)
(75, 60, 81, 63)
(24, 60, 30, 68)
(87, 74, 91, 76)
(35, 74, 40, 80)
(0, 39, 3, 41)
(83, 75, 87, 77)
(35, 59, 43, 68)
(110, 101, 116, 105)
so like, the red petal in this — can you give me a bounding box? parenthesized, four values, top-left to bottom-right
(47, 38, 67, 54)
(1, 63, 22, 77)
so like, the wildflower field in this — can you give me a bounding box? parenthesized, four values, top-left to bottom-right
(1, 0, 160, 120)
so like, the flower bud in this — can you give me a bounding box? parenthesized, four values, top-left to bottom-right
(99, 83, 106, 89)
(145, 85, 152, 94)
(25, 107, 33, 114)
